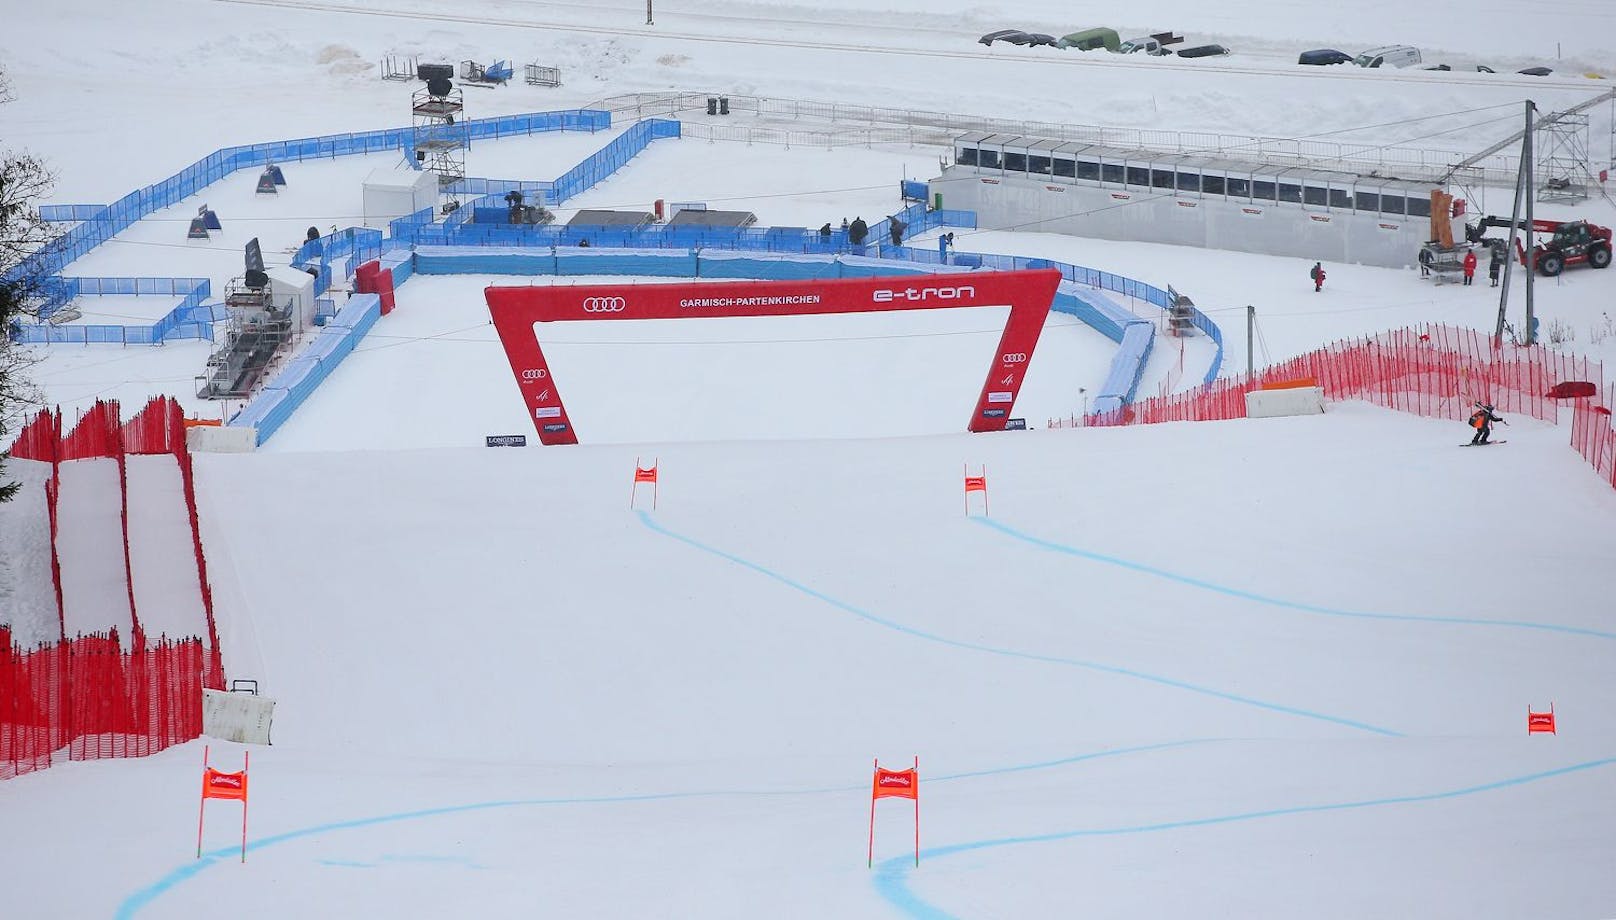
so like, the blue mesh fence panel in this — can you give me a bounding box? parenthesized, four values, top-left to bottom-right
(551, 119, 679, 204)
(39, 205, 107, 222)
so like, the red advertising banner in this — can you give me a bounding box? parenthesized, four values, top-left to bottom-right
(485, 270, 1063, 445)
(1528, 704, 1556, 735)
(203, 767, 248, 801)
(868, 756, 920, 868)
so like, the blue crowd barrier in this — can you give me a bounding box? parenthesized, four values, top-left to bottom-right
(7, 109, 611, 295)
(552, 119, 680, 204)
(38, 204, 108, 222)
(12, 277, 215, 343)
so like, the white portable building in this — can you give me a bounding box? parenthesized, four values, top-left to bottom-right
(362, 166, 438, 230)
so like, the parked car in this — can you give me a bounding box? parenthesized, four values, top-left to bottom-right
(1177, 44, 1231, 58)
(1018, 33, 1060, 47)
(1354, 45, 1422, 68)
(1518, 66, 1553, 76)
(1298, 49, 1352, 66)
(979, 29, 1028, 45)
(1475, 65, 1496, 73)
(1057, 27, 1121, 51)
(1422, 63, 1452, 71)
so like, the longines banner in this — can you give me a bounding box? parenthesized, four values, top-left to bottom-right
(484, 270, 1063, 445)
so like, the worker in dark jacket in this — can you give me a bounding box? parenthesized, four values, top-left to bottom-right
(848, 217, 868, 247)
(888, 217, 906, 247)
(1488, 250, 1502, 287)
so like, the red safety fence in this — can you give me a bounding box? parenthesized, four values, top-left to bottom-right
(1088, 324, 1611, 490)
(6, 407, 59, 462)
(122, 397, 222, 653)
(8, 409, 66, 637)
(1570, 383, 1616, 489)
(0, 626, 211, 780)
(3, 398, 223, 780)
(58, 400, 123, 461)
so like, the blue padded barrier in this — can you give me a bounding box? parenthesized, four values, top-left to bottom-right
(556, 246, 698, 277)
(230, 293, 381, 444)
(413, 246, 557, 276)
(693, 251, 844, 280)
(1096, 321, 1156, 407)
(380, 249, 414, 286)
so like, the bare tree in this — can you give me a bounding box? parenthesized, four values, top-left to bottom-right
(1, 65, 57, 502)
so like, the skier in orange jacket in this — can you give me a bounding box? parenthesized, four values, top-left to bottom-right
(1468, 403, 1503, 445)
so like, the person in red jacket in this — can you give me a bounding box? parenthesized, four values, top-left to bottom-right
(1309, 261, 1326, 292)
(1462, 249, 1478, 286)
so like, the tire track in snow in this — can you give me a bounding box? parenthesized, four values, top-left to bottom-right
(634, 511, 1400, 736)
(113, 738, 1220, 918)
(873, 755, 1616, 919)
(974, 517, 1616, 640)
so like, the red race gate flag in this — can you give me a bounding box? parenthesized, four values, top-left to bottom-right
(630, 457, 658, 510)
(868, 757, 920, 867)
(197, 745, 250, 863)
(964, 464, 987, 516)
(1528, 703, 1556, 735)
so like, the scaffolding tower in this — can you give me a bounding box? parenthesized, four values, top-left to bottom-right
(412, 83, 468, 207)
(1535, 111, 1590, 203)
(196, 277, 294, 400)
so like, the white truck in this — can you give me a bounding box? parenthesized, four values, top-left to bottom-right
(1117, 32, 1182, 55)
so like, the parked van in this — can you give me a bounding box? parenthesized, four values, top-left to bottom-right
(1057, 27, 1121, 52)
(1354, 45, 1422, 68)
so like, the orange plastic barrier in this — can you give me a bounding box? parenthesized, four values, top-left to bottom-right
(1259, 377, 1317, 391)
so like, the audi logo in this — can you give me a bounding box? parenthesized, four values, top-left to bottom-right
(1001, 353, 1028, 364)
(521, 369, 547, 381)
(582, 296, 627, 313)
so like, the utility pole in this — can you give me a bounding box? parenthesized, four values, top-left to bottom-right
(1523, 102, 1537, 345)
(1246, 305, 1255, 379)
(646, 0, 654, 25)
(1495, 101, 1534, 347)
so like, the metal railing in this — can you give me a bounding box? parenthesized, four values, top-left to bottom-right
(586, 92, 1528, 186)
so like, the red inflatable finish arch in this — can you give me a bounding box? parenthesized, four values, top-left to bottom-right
(485, 269, 1063, 445)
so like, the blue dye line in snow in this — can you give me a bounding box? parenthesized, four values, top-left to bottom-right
(634, 511, 1399, 737)
(873, 755, 1616, 920)
(975, 517, 1616, 640)
(113, 740, 1220, 918)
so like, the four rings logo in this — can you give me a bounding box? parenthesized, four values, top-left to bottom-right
(521, 368, 548, 381)
(1001, 353, 1028, 364)
(582, 296, 627, 313)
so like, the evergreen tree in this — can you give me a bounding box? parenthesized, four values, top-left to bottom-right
(1, 66, 56, 503)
